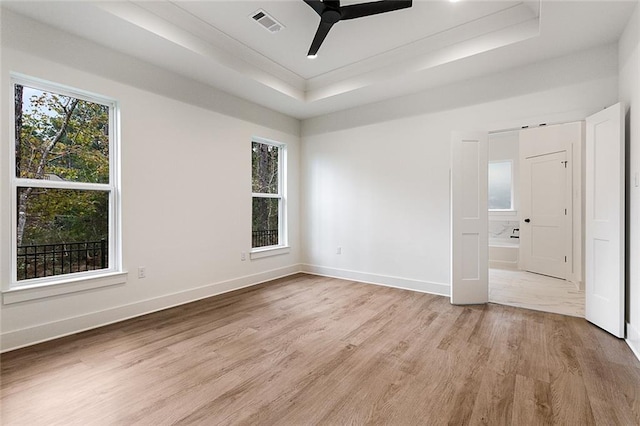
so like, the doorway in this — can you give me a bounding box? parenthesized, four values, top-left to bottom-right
(451, 103, 625, 337)
(486, 124, 584, 317)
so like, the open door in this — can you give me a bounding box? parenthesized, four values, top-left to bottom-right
(451, 131, 488, 305)
(585, 103, 625, 338)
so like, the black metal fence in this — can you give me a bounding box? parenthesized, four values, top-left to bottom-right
(252, 229, 278, 248)
(17, 239, 108, 281)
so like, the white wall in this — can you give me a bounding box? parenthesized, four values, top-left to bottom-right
(619, 2, 640, 359)
(0, 11, 301, 351)
(301, 44, 619, 296)
(2, 6, 637, 359)
(488, 132, 519, 171)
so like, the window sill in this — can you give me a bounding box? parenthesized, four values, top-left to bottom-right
(250, 246, 290, 260)
(3, 271, 128, 304)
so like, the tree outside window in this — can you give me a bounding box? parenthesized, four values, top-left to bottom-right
(251, 140, 285, 249)
(12, 78, 118, 283)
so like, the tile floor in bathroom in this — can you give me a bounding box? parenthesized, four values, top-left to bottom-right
(489, 267, 585, 317)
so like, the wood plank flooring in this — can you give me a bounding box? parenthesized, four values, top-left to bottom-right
(2, 273, 639, 425)
(489, 268, 585, 318)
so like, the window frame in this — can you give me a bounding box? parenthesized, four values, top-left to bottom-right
(488, 159, 514, 212)
(250, 137, 288, 256)
(8, 74, 122, 291)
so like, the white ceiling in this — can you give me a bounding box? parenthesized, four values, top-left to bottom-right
(3, 0, 636, 119)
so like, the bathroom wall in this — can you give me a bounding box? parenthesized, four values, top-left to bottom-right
(488, 130, 520, 242)
(488, 220, 519, 242)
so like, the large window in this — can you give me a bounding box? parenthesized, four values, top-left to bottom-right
(488, 160, 513, 210)
(252, 139, 286, 250)
(11, 76, 119, 286)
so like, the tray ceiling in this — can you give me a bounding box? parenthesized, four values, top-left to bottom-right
(2, 1, 635, 119)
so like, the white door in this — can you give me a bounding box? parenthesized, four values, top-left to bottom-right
(585, 103, 625, 338)
(520, 151, 569, 279)
(451, 132, 488, 305)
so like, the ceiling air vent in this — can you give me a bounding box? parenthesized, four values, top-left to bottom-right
(251, 9, 284, 33)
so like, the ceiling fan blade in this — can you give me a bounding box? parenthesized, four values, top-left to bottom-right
(303, 0, 325, 16)
(308, 20, 335, 56)
(341, 0, 412, 20)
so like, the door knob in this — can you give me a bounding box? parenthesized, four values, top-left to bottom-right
(524, 218, 531, 223)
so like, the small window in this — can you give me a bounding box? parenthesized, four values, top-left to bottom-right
(11, 76, 120, 286)
(488, 160, 513, 210)
(251, 139, 286, 249)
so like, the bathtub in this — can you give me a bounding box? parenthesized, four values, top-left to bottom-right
(489, 238, 519, 269)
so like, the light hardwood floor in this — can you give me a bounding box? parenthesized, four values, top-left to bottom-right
(2, 274, 639, 425)
(489, 268, 585, 317)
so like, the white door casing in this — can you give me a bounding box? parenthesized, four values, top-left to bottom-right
(585, 103, 625, 338)
(520, 150, 569, 279)
(451, 132, 488, 305)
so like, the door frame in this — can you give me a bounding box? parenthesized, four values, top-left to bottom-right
(451, 121, 584, 306)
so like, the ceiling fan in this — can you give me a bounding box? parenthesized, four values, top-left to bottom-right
(303, 0, 413, 57)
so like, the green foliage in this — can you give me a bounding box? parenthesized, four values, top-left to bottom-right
(19, 188, 109, 245)
(16, 85, 110, 246)
(17, 88, 109, 183)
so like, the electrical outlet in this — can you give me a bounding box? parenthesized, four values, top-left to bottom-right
(241, 252, 246, 261)
(138, 266, 146, 279)
(336, 247, 342, 255)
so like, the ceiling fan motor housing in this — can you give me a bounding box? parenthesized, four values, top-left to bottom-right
(304, 0, 413, 56)
(322, 9, 342, 24)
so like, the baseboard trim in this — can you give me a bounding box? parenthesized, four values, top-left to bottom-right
(1, 264, 302, 353)
(626, 321, 640, 362)
(301, 264, 450, 297)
